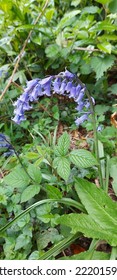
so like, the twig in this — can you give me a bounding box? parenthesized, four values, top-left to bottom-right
(0, 0, 49, 102)
(74, 47, 100, 52)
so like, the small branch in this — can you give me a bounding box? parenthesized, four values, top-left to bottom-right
(0, 0, 49, 102)
(74, 47, 100, 52)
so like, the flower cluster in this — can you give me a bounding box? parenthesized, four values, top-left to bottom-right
(12, 70, 94, 126)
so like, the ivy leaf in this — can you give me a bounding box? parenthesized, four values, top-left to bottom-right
(91, 55, 115, 80)
(69, 149, 98, 168)
(21, 184, 41, 203)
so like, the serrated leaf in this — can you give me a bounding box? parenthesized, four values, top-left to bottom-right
(57, 157, 70, 181)
(75, 178, 117, 229)
(56, 132, 70, 156)
(28, 164, 42, 183)
(69, 149, 98, 168)
(58, 213, 117, 246)
(4, 166, 30, 190)
(91, 55, 115, 80)
(21, 184, 41, 203)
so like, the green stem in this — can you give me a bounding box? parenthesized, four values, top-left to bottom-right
(85, 89, 104, 188)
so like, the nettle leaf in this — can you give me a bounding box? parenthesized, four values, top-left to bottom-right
(28, 163, 42, 183)
(75, 178, 117, 229)
(21, 184, 41, 203)
(91, 55, 115, 80)
(4, 166, 30, 190)
(55, 132, 70, 156)
(56, 157, 70, 181)
(58, 213, 117, 246)
(69, 149, 98, 168)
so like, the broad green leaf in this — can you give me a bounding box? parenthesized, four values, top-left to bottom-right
(4, 166, 30, 190)
(109, 83, 117, 94)
(46, 185, 62, 199)
(56, 157, 70, 181)
(109, 0, 117, 13)
(91, 55, 115, 80)
(28, 164, 42, 183)
(45, 44, 60, 58)
(61, 250, 110, 260)
(97, 42, 112, 54)
(69, 149, 98, 168)
(21, 184, 41, 203)
(57, 10, 81, 30)
(55, 132, 70, 156)
(58, 213, 117, 246)
(82, 6, 100, 14)
(37, 228, 62, 250)
(75, 178, 117, 229)
(15, 234, 31, 250)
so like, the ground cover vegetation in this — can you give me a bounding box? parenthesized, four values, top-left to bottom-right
(0, 0, 117, 260)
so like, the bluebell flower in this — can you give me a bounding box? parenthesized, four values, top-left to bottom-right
(12, 69, 95, 126)
(75, 114, 89, 126)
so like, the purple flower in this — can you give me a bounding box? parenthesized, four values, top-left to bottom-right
(75, 114, 89, 126)
(40, 76, 52, 96)
(12, 69, 95, 126)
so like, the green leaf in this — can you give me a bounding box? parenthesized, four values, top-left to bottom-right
(109, 0, 117, 13)
(4, 166, 30, 190)
(71, 0, 81, 7)
(97, 42, 112, 54)
(58, 213, 117, 246)
(28, 164, 42, 183)
(91, 55, 115, 80)
(75, 178, 117, 229)
(56, 157, 70, 181)
(109, 157, 117, 195)
(46, 185, 62, 199)
(21, 184, 41, 203)
(57, 10, 81, 30)
(45, 8, 55, 22)
(15, 234, 31, 250)
(69, 149, 98, 168)
(25, 152, 39, 159)
(95, 0, 112, 4)
(45, 44, 60, 58)
(109, 83, 117, 94)
(55, 132, 70, 156)
(37, 228, 62, 250)
(82, 6, 100, 14)
(61, 250, 110, 260)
